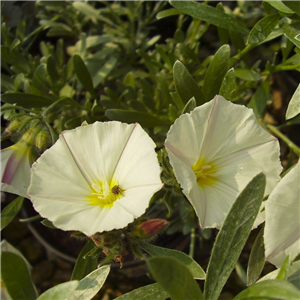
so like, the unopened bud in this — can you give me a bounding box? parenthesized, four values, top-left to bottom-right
(35, 127, 51, 154)
(131, 219, 169, 239)
(2, 115, 31, 137)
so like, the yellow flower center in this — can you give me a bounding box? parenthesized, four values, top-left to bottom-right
(88, 179, 123, 208)
(192, 157, 217, 188)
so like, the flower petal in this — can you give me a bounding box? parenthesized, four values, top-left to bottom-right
(166, 95, 282, 229)
(60, 122, 139, 184)
(264, 161, 300, 267)
(113, 123, 162, 189)
(199, 95, 276, 162)
(1, 144, 31, 198)
(29, 121, 163, 235)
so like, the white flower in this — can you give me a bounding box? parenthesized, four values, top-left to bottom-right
(165, 95, 282, 229)
(1, 139, 33, 198)
(264, 161, 300, 268)
(28, 121, 163, 236)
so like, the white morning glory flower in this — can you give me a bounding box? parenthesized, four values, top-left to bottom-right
(1, 135, 34, 198)
(165, 95, 282, 229)
(264, 160, 300, 268)
(28, 121, 163, 236)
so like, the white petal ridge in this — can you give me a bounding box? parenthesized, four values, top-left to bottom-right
(166, 95, 282, 228)
(28, 121, 162, 236)
(264, 161, 300, 267)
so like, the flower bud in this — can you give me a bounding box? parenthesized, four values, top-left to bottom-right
(131, 219, 169, 239)
(2, 115, 31, 137)
(35, 127, 51, 154)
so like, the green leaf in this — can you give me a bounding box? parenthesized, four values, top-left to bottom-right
(204, 173, 266, 300)
(288, 261, 300, 289)
(105, 109, 171, 128)
(219, 68, 236, 100)
(281, 22, 300, 49)
(1, 93, 55, 108)
(71, 240, 98, 281)
(170, 91, 185, 110)
(66, 265, 110, 300)
(235, 69, 261, 81)
(173, 60, 206, 105)
(286, 84, 300, 120)
(170, 1, 249, 34)
(182, 97, 197, 115)
(114, 283, 169, 300)
(247, 227, 265, 286)
(282, 1, 300, 16)
(73, 54, 96, 98)
(140, 242, 205, 280)
(37, 281, 79, 300)
(156, 8, 181, 20)
(1, 252, 37, 300)
(233, 279, 300, 300)
(248, 79, 270, 118)
(41, 219, 57, 229)
(247, 13, 279, 44)
(92, 56, 118, 88)
(264, 1, 294, 14)
(203, 44, 230, 100)
(1, 197, 24, 230)
(147, 257, 204, 300)
(276, 256, 290, 281)
(72, 2, 101, 24)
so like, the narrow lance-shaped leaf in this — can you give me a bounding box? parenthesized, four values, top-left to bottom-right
(247, 226, 265, 286)
(264, 0, 294, 14)
(219, 68, 236, 100)
(173, 60, 206, 106)
(203, 44, 230, 100)
(1, 93, 55, 108)
(248, 79, 270, 118)
(73, 54, 97, 98)
(286, 84, 300, 120)
(276, 256, 290, 281)
(247, 13, 280, 45)
(36, 281, 79, 300)
(114, 283, 169, 300)
(1, 252, 37, 300)
(170, 1, 249, 34)
(140, 242, 205, 280)
(156, 8, 181, 20)
(71, 240, 98, 281)
(182, 97, 197, 115)
(92, 56, 118, 88)
(1, 196, 24, 230)
(147, 256, 204, 300)
(66, 265, 110, 300)
(233, 279, 300, 300)
(204, 173, 266, 300)
(282, 1, 300, 16)
(281, 22, 300, 49)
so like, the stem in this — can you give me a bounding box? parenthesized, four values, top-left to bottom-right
(230, 44, 255, 67)
(267, 124, 300, 156)
(19, 215, 42, 222)
(189, 227, 196, 258)
(98, 252, 115, 268)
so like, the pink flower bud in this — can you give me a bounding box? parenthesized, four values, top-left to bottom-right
(131, 219, 169, 239)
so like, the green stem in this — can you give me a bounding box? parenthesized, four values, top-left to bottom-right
(230, 44, 255, 67)
(267, 124, 300, 156)
(189, 227, 196, 258)
(19, 215, 42, 222)
(98, 252, 115, 268)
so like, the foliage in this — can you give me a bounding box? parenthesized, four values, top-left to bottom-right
(1, 1, 300, 299)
